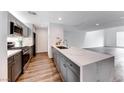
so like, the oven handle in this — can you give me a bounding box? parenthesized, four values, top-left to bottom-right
(23, 51, 29, 55)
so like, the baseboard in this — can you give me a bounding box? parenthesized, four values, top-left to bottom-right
(36, 52, 48, 54)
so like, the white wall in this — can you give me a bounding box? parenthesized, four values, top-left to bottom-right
(0, 12, 8, 81)
(104, 26, 124, 47)
(83, 30, 104, 48)
(117, 32, 124, 47)
(64, 30, 104, 48)
(48, 23, 64, 58)
(36, 28, 48, 53)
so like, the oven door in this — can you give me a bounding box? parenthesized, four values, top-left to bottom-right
(22, 51, 30, 68)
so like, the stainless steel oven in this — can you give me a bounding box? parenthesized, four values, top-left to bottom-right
(22, 48, 30, 68)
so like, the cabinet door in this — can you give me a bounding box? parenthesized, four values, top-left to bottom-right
(11, 62, 16, 82)
(52, 48, 57, 65)
(56, 54, 60, 66)
(29, 46, 33, 58)
(13, 52, 22, 81)
(59, 55, 67, 81)
(8, 62, 12, 82)
(66, 67, 80, 82)
(23, 27, 29, 37)
(60, 61, 67, 81)
(8, 56, 14, 82)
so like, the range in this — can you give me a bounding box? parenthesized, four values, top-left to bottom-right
(8, 42, 30, 73)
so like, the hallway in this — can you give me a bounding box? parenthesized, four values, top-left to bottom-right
(17, 53, 62, 82)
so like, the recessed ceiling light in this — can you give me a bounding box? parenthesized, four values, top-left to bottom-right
(58, 17, 62, 21)
(96, 24, 99, 26)
(28, 11, 37, 15)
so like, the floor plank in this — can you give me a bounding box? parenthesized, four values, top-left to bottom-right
(17, 53, 62, 82)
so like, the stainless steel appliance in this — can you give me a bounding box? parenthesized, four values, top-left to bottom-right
(22, 47, 30, 70)
(10, 22, 23, 35)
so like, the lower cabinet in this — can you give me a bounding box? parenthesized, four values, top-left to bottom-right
(8, 51, 22, 82)
(66, 67, 80, 82)
(60, 56, 67, 81)
(13, 52, 22, 81)
(52, 47, 80, 82)
(11, 62, 16, 82)
(8, 61, 13, 82)
(29, 46, 33, 58)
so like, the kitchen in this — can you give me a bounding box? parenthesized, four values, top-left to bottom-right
(1, 11, 124, 82)
(7, 13, 36, 81)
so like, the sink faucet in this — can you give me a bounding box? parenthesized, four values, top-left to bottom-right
(63, 40, 69, 48)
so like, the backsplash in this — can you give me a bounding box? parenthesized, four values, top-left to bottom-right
(7, 37, 23, 47)
(23, 37, 33, 46)
(7, 37, 33, 47)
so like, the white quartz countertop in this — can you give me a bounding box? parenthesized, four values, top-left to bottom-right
(8, 49, 22, 58)
(52, 46, 114, 67)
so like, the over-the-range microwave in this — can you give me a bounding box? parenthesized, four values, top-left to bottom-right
(10, 22, 23, 36)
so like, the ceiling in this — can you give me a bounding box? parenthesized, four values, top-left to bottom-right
(10, 11, 124, 30)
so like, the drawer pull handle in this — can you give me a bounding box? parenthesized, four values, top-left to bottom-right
(63, 64, 66, 67)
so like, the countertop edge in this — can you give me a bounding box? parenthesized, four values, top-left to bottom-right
(8, 50, 22, 58)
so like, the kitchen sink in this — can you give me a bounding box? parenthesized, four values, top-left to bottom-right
(57, 46, 68, 49)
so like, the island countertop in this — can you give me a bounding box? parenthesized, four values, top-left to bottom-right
(8, 49, 22, 58)
(52, 46, 114, 67)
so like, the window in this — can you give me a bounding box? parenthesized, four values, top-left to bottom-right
(117, 32, 124, 47)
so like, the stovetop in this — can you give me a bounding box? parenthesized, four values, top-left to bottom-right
(8, 46, 30, 54)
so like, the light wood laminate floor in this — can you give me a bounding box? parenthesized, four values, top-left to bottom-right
(17, 53, 62, 82)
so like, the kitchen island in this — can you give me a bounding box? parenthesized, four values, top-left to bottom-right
(52, 46, 114, 82)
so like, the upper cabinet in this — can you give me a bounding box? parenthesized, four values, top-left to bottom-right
(22, 25, 29, 37)
(8, 13, 29, 37)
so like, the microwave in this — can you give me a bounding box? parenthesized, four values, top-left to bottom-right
(10, 22, 23, 35)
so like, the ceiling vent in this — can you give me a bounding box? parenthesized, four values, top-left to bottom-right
(28, 11, 37, 15)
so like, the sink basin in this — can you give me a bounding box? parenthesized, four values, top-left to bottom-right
(57, 46, 68, 49)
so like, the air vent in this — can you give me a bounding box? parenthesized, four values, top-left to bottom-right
(28, 11, 37, 15)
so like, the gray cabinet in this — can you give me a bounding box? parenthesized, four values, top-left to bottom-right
(52, 48, 61, 71)
(13, 52, 22, 80)
(8, 51, 22, 82)
(23, 26, 29, 37)
(52, 48, 57, 65)
(59, 56, 67, 81)
(66, 59, 80, 82)
(8, 56, 14, 82)
(52, 47, 80, 82)
(29, 46, 33, 58)
(8, 13, 29, 37)
(11, 62, 16, 82)
(66, 67, 80, 82)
